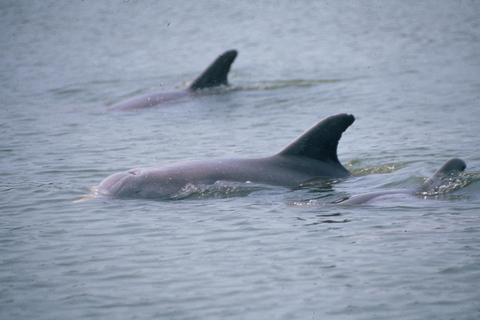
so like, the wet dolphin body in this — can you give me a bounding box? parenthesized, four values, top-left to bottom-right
(108, 50, 238, 110)
(98, 113, 355, 199)
(336, 158, 467, 205)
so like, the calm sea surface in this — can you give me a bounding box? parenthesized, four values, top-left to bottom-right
(1, 1, 480, 319)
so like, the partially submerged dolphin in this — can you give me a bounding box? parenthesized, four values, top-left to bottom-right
(97, 113, 355, 199)
(336, 158, 467, 205)
(108, 50, 238, 110)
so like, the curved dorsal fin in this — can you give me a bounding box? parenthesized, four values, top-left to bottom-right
(432, 158, 466, 176)
(420, 158, 466, 190)
(189, 50, 238, 90)
(278, 113, 355, 164)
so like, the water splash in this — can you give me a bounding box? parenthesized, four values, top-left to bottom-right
(416, 173, 475, 199)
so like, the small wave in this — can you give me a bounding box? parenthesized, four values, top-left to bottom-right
(346, 160, 410, 175)
(73, 186, 112, 203)
(170, 181, 275, 200)
(417, 172, 477, 198)
(233, 78, 359, 92)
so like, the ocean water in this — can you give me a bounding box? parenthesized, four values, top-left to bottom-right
(1, 1, 480, 319)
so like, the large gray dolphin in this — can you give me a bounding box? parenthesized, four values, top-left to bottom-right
(97, 113, 355, 199)
(108, 50, 238, 110)
(336, 158, 467, 205)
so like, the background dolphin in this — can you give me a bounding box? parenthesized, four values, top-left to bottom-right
(336, 158, 467, 205)
(108, 49, 238, 110)
(97, 113, 355, 199)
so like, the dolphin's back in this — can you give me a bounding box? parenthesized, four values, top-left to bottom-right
(338, 158, 467, 205)
(108, 50, 238, 110)
(97, 113, 355, 199)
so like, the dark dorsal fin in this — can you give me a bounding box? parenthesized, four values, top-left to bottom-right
(432, 158, 467, 176)
(278, 113, 355, 164)
(188, 50, 238, 90)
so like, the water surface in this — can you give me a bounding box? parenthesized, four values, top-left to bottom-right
(1, 1, 480, 319)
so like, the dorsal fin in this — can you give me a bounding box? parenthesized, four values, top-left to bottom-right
(278, 113, 355, 164)
(188, 50, 238, 90)
(432, 158, 466, 176)
(420, 158, 466, 190)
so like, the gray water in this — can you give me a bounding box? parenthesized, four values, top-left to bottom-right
(1, 1, 480, 319)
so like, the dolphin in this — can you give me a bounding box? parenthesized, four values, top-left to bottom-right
(336, 158, 467, 205)
(97, 113, 355, 199)
(108, 50, 238, 110)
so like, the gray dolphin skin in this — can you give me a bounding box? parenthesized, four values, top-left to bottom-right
(337, 158, 467, 205)
(108, 50, 238, 110)
(98, 113, 355, 199)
